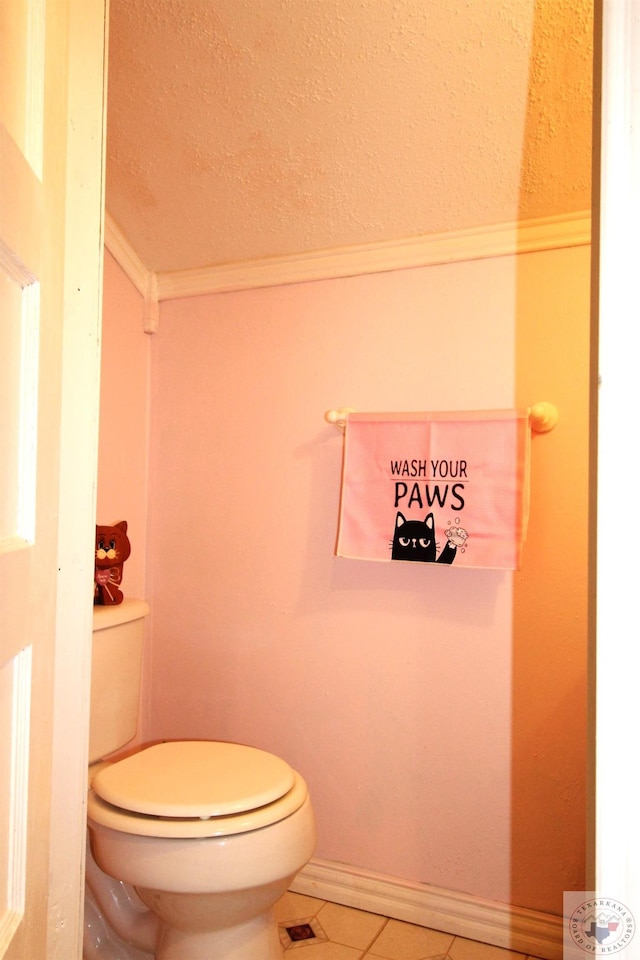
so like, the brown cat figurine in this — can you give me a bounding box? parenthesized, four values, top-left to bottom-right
(94, 520, 131, 605)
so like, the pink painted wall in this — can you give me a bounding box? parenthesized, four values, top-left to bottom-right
(97, 250, 150, 600)
(131, 246, 590, 915)
(97, 244, 589, 915)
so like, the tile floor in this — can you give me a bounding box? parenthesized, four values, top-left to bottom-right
(275, 892, 546, 960)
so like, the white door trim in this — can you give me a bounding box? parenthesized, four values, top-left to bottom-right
(595, 0, 640, 914)
(46, 1, 107, 956)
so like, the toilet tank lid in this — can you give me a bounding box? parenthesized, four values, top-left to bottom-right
(90, 740, 296, 819)
(93, 598, 150, 631)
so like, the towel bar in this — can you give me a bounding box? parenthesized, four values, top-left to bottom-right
(325, 403, 558, 434)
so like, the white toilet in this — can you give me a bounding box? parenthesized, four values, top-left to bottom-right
(85, 599, 316, 960)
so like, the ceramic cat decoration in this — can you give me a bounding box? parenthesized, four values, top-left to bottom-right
(391, 512, 457, 564)
(94, 520, 131, 605)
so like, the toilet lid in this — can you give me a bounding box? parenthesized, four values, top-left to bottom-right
(91, 741, 296, 819)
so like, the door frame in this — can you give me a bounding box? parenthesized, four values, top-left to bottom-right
(46, 0, 107, 955)
(38, 0, 640, 951)
(594, 0, 640, 912)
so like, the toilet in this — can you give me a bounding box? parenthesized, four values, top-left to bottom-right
(85, 599, 316, 960)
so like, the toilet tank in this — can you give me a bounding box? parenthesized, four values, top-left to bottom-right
(90, 598, 150, 763)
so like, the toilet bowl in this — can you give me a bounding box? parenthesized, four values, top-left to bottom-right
(87, 740, 316, 960)
(85, 602, 316, 960)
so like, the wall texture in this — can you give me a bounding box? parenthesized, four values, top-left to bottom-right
(511, 246, 590, 907)
(112, 244, 590, 915)
(97, 249, 150, 600)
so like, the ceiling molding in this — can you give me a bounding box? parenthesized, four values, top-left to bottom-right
(105, 210, 591, 308)
(104, 215, 160, 333)
(104, 214, 149, 296)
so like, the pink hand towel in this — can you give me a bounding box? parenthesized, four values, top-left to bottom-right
(336, 410, 531, 570)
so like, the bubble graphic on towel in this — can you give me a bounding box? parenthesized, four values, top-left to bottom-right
(446, 517, 469, 552)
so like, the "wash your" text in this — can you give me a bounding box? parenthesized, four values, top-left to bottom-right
(389, 459, 468, 478)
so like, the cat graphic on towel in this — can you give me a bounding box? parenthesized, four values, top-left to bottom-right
(391, 512, 457, 564)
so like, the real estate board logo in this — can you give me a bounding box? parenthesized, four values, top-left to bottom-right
(568, 898, 635, 955)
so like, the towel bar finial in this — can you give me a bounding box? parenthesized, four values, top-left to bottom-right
(325, 407, 354, 432)
(529, 402, 558, 433)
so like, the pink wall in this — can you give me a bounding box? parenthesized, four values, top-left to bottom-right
(98, 244, 589, 915)
(97, 250, 150, 600)
(134, 246, 590, 914)
(511, 248, 590, 907)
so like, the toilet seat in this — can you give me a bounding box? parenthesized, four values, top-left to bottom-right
(92, 741, 296, 818)
(87, 740, 308, 839)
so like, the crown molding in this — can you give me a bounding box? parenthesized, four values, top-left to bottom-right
(157, 211, 591, 301)
(104, 215, 159, 332)
(104, 214, 149, 296)
(104, 210, 591, 317)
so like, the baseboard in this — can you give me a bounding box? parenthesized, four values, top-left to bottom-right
(290, 858, 563, 960)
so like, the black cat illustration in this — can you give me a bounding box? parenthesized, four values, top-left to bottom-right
(390, 512, 457, 564)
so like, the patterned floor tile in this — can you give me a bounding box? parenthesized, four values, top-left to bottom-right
(318, 901, 387, 951)
(367, 918, 455, 960)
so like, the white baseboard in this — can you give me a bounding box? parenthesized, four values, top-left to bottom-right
(290, 858, 563, 960)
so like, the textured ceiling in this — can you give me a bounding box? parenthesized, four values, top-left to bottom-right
(106, 0, 593, 275)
